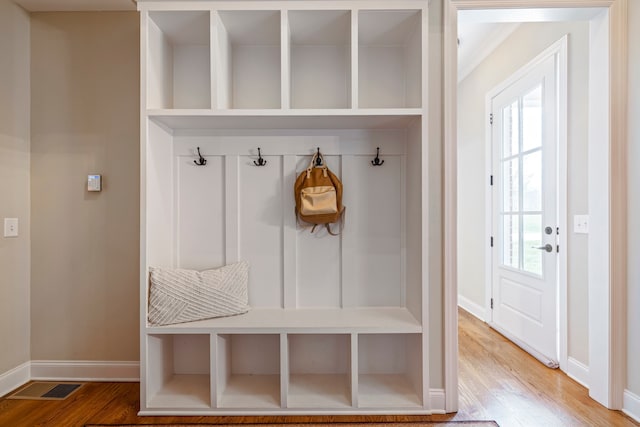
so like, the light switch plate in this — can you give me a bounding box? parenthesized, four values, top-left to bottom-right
(88, 174, 102, 192)
(4, 218, 18, 237)
(574, 215, 589, 234)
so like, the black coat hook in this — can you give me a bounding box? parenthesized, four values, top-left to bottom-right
(315, 147, 323, 166)
(253, 147, 267, 166)
(194, 147, 207, 166)
(371, 147, 384, 166)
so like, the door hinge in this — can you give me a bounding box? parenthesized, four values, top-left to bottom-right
(557, 244, 560, 253)
(490, 175, 494, 186)
(491, 298, 494, 309)
(489, 113, 494, 125)
(490, 236, 494, 247)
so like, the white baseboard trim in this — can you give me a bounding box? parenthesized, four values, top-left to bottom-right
(623, 389, 640, 423)
(0, 361, 31, 397)
(566, 357, 589, 389)
(458, 295, 485, 321)
(429, 388, 445, 413)
(30, 360, 139, 382)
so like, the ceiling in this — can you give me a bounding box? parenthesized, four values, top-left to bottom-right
(457, 7, 605, 82)
(13, 0, 136, 11)
(458, 22, 519, 82)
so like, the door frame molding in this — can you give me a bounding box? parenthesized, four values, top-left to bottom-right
(484, 34, 568, 370)
(443, 0, 628, 412)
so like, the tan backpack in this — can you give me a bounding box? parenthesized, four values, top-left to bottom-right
(294, 151, 345, 235)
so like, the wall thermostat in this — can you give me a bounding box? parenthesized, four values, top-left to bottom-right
(88, 174, 102, 192)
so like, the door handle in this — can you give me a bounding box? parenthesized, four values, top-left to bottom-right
(533, 244, 553, 253)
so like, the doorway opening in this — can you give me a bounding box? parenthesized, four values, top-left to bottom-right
(444, 0, 628, 414)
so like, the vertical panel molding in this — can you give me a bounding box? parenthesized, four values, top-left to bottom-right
(283, 155, 297, 308)
(225, 155, 240, 264)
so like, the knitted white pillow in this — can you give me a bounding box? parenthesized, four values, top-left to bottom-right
(148, 261, 249, 326)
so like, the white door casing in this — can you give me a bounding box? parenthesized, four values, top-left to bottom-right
(489, 47, 559, 368)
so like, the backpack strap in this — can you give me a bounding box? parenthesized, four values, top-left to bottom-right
(325, 207, 346, 236)
(295, 207, 346, 236)
(295, 207, 317, 233)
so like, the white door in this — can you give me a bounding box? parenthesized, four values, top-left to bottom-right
(490, 52, 559, 368)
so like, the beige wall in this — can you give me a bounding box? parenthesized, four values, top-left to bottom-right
(0, 0, 31, 374)
(627, 0, 640, 397)
(30, 12, 139, 361)
(457, 21, 590, 365)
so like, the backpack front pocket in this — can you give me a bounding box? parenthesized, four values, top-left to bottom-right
(300, 186, 338, 215)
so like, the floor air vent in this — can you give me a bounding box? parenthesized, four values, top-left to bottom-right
(7, 382, 83, 400)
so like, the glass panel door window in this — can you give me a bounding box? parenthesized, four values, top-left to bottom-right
(500, 84, 543, 276)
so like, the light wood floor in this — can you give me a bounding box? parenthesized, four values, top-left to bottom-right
(0, 309, 637, 427)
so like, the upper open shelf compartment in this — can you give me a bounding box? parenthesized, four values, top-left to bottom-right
(215, 10, 282, 109)
(358, 10, 422, 109)
(147, 10, 212, 109)
(288, 10, 352, 109)
(144, 7, 423, 112)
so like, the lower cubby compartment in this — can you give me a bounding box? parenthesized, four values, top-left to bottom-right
(287, 334, 351, 408)
(146, 334, 211, 409)
(216, 334, 281, 408)
(357, 334, 423, 408)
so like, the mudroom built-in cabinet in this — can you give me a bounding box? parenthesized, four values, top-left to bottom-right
(139, 0, 431, 415)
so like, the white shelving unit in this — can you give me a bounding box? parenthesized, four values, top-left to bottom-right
(139, 0, 430, 415)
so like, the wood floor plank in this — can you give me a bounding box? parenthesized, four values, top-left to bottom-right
(454, 309, 637, 426)
(0, 309, 636, 426)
